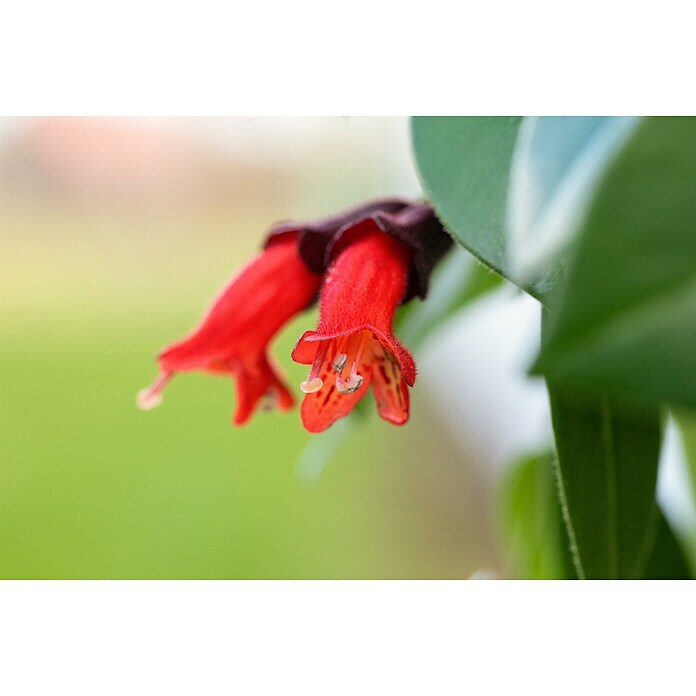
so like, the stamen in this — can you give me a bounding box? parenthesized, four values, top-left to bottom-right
(136, 373, 172, 410)
(336, 373, 363, 394)
(300, 377, 324, 394)
(300, 340, 329, 393)
(331, 353, 347, 372)
(335, 331, 369, 395)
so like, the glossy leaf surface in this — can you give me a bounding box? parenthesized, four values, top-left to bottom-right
(411, 117, 526, 288)
(535, 117, 696, 410)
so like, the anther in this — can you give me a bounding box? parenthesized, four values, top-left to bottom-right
(331, 353, 347, 373)
(300, 377, 324, 394)
(301, 341, 329, 394)
(336, 373, 364, 394)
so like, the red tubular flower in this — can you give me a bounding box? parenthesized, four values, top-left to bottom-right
(291, 203, 449, 433)
(138, 234, 322, 425)
(139, 198, 451, 431)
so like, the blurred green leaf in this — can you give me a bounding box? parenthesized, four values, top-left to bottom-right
(396, 247, 501, 347)
(498, 451, 574, 579)
(675, 410, 696, 498)
(411, 117, 534, 292)
(547, 380, 662, 579)
(506, 116, 639, 283)
(534, 117, 696, 410)
(640, 508, 692, 579)
(674, 410, 696, 565)
(295, 417, 356, 484)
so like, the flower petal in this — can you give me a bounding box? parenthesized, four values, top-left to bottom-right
(159, 238, 320, 375)
(371, 361, 410, 426)
(291, 330, 322, 365)
(231, 353, 294, 426)
(300, 359, 372, 433)
(141, 234, 320, 425)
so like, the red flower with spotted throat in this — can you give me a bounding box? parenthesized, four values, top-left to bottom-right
(291, 203, 450, 432)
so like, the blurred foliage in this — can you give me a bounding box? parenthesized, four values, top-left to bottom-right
(675, 410, 696, 563)
(396, 246, 502, 348)
(505, 117, 638, 287)
(498, 451, 573, 580)
(641, 510, 693, 579)
(413, 116, 696, 578)
(677, 411, 696, 502)
(535, 117, 696, 411)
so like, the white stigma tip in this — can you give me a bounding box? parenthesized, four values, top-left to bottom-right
(331, 353, 348, 373)
(137, 388, 163, 411)
(300, 377, 324, 394)
(336, 374, 364, 395)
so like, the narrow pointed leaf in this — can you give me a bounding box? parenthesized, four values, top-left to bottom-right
(547, 381, 661, 579)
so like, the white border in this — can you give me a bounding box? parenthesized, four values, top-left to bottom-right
(1, 581, 694, 695)
(3, 2, 696, 114)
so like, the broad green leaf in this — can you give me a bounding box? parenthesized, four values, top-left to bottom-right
(534, 117, 696, 410)
(640, 508, 692, 579)
(498, 451, 574, 579)
(396, 247, 501, 347)
(547, 380, 662, 579)
(411, 117, 530, 291)
(507, 116, 639, 281)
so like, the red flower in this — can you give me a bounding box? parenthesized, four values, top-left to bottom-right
(138, 234, 321, 425)
(292, 221, 419, 433)
(139, 198, 451, 432)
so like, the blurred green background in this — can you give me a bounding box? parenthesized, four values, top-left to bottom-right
(0, 117, 500, 578)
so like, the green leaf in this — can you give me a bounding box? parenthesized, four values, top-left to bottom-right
(411, 117, 531, 291)
(640, 508, 692, 579)
(498, 451, 574, 579)
(295, 417, 356, 484)
(675, 410, 696, 498)
(534, 117, 696, 410)
(507, 116, 639, 281)
(674, 409, 696, 565)
(396, 247, 501, 348)
(547, 379, 662, 579)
